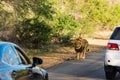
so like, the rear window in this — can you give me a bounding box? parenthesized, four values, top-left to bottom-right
(110, 27, 120, 40)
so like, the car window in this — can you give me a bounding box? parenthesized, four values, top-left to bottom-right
(15, 47, 29, 65)
(3, 46, 20, 65)
(110, 27, 120, 40)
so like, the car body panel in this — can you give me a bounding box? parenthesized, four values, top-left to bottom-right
(105, 27, 120, 67)
(105, 50, 120, 66)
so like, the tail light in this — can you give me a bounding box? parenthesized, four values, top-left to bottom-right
(107, 43, 119, 50)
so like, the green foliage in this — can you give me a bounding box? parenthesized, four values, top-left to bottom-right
(52, 14, 79, 43)
(80, 20, 95, 35)
(16, 18, 52, 48)
(80, 0, 120, 31)
(33, 0, 55, 19)
(0, 0, 55, 47)
(1, 0, 120, 47)
(110, 4, 120, 29)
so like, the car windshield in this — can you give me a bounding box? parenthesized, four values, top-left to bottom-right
(110, 27, 120, 40)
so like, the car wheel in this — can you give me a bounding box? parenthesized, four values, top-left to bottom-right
(105, 71, 117, 80)
(104, 65, 117, 80)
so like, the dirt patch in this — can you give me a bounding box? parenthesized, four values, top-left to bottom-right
(37, 39, 107, 69)
(40, 53, 75, 68)
(39, 47, 76, 69)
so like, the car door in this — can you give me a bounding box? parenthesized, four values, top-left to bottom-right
(2, 45, 29, 80)
(11, 45, 43, 80)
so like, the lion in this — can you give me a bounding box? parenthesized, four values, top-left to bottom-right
(74, 36, 89, 60)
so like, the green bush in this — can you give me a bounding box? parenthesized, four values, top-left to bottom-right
(15, 18, 52, 48)
(52, 14, 80, 43)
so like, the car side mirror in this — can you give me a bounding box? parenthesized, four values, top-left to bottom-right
(32, 57, 43, 67)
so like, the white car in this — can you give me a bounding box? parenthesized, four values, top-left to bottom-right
(104, 26, 120, 79)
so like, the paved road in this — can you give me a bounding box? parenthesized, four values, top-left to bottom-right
(47, 49, 120, 80)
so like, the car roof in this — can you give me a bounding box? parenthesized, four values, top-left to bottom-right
(0, 42, 17, 49)
(115, 26, 120, 28)
(116, 26, 120, 28)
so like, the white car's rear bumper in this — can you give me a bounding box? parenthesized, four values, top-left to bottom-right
(105, 50, 120, 66)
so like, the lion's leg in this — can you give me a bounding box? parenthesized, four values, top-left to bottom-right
(77, 52, 80, 60)
(79, 52, 83, 59)
(80, 52, 84, 59)
(82, 50, 86, 59)
(82, 45, 87, 59)
(77, 52, 83, 60)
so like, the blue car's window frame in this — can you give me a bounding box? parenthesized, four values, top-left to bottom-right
(15, 48, 28, 64)
(14, 46, 31, 64)
(3, 46, 21, 65)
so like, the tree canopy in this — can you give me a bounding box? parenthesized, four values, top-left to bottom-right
(0, 0, 120, 48)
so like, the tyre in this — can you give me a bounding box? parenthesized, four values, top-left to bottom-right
(104, 66, 117, 80)
(105, 71, 117, 80)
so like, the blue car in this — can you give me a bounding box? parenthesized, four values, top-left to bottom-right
(0, 42, 48, 80)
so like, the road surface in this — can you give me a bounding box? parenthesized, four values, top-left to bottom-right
(47, 49, 120, 80)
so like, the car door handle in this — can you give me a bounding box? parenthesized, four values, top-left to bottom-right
(12, 70, 17, 77)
